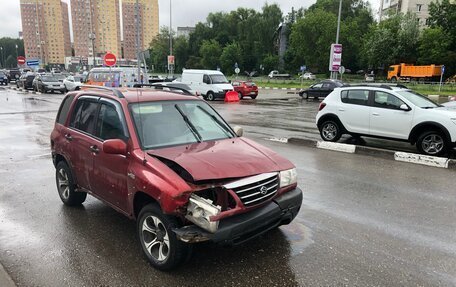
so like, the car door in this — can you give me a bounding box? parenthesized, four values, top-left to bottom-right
(67, 96, 100, 191)
(338, 89, 371, 134)
(369, 91, 414, 139)
(308, 83, 322, 98)
(320, 82, 333, 97)
(90, 99, 130, 211)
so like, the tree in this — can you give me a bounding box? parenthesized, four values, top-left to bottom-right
(148, 27, 173, 73)
(199, 39, 222, 69)
(173, 36, 190, 72)
(417, 27, 451, 64)
(0, 37, 24, 68)
(220, 42, 243, 75)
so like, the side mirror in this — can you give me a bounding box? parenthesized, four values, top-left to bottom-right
(233, 126, 243, 137)
(400, 104, 410, 111)
(103, 139, 127, 155)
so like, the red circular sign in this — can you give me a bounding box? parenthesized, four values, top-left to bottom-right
(17, 56, 26, 65)
(104, 53, 117, 67)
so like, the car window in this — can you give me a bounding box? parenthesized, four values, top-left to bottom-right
(341, 90, 369, 106)
(312, 83, 323, 89)
(56, 94, 76, 125)
(96, 103, 126, 140)
(322, 83, 331, 88)
(203, 74, 210, 84)
(70, 99, 99, 135)
(374, 91, 405, 110)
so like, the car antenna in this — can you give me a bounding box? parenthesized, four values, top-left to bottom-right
(136, 86, 147, 164)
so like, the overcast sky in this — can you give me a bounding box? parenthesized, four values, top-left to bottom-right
(0, 0, 379, 39)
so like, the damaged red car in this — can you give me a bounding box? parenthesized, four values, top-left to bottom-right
(50, 86, 302, 270)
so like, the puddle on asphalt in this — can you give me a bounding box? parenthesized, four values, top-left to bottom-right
(280, 220, 315, 256)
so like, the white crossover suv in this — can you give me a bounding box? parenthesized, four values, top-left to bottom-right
(316, 85, 456, 156)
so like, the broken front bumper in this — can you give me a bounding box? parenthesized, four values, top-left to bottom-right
(174, 187, 302, 245)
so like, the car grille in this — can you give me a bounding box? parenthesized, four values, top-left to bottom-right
(224, 172, 279, 207)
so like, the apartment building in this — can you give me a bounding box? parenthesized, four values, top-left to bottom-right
(380, 0, 434, 26)
(122, 0, 159, 60)
(19, 0, 71, 64)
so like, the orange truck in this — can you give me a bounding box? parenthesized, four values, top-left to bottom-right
(387, 63, 443, 82)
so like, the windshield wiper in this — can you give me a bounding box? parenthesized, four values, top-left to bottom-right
(196, 106, 234, 138)
(174, 105, 202, 143)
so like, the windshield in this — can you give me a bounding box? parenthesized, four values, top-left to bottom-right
(397, 90, 441, 108)
(209, 74, 228, 84)
(131, 100, 234, 149)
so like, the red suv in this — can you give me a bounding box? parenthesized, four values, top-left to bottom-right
(51, 86, 302, 270)
(232, 81, 258, 99)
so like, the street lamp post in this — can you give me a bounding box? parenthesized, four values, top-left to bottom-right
(331, 0, 343, 80)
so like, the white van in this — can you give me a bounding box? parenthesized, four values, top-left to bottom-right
(181, 69, 233, 101)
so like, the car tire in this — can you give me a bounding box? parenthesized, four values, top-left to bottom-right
(206, 92, 215, 101)
(55, 161, 87, 206)
(391, 77, 397, 83)
(416, 131, 448, 156)
(137, 203, 190, 271)
(251, 95, 257, 99)
(238, 92, 243, 100)
(319, 120, 342, 142)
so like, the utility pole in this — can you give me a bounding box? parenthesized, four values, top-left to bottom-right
(136, 0, 141, 83)
(35, 0, 44, 67)
(0, 47, 3, 68)
(88, 0, 96, 68)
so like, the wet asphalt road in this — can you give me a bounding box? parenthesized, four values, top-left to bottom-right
(0, 87, 455, 286)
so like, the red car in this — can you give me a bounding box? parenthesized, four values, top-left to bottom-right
(51, 86, 302, 270)
(232, 80, 258, 99)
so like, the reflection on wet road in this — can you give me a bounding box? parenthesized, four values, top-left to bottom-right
(0, 87, 455, 286)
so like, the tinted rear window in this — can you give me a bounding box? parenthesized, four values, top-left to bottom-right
(56, 94, 75, 125)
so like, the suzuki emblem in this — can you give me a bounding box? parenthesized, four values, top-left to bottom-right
(260, 186, 268, 195)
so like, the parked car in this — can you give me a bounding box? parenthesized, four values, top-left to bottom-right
(33, 74, 66, 93)
(0, 70, 8, 85)
(316, 85, 456, 156)
(16, 73, 36, 90)
(232, 80, 258, 99)
(299, 79, 346, 100)
(365, 73, 375, 82)
(8, 68, 21, 82)
(300, 72, 316, 80)
(51, 86, 302, 270)
(63, 75, 84, 92)
(181, 69, 233, 101)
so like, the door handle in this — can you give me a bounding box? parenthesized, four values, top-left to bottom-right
(89, 145, 99, 154)
(64, 133, 73, 141)
(372, 112, 380, 116)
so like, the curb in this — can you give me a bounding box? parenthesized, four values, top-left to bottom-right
(8, 86, 41, 95)
(259, 87, 298, 91)
(286, 137, 456, 170)
(0, 263, 16, 287)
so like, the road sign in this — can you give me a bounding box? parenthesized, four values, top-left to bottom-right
(104, 53, 117, 67)
(26, 59, 40, 67)
(17, 56, 26, 65)
(235, 67, 240, 74)
(329, 43, 342, 72)
(338, 66, 346, 74)
(300, 65, 306, 72)
(167, 55, 175, 65)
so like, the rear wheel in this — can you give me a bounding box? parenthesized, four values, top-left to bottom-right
(391, 77, 397, 83)
(319, 120, 342, 142)
(416, 131, 448, 156)
(55, 161, 87, 206)
(137, 203, 190, 270)
(251, 95, 257, 99)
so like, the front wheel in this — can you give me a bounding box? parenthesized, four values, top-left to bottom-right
(137, 203, 190, 270)
(319, 120, 342, 142)
(206, 92, 215, 101)
(416, 131, 448, 156)
(55, 161, 87, 206)
(251, 95, 257, 99)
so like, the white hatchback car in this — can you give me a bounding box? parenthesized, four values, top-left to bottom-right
(316, 85, 456, 156)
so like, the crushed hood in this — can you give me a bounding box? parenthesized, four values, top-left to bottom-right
(147, 138, 294, 182)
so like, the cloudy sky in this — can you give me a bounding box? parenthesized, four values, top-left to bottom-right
(0, 0, 379, 39)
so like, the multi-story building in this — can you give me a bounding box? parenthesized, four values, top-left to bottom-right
(380, 0, 434, 27)
(177, 27, 195, 38)
(71, 0, 122, 58)
(19, 0, 71, 65)
(61, 1, 72, 57)
(122, 0, 159, 60)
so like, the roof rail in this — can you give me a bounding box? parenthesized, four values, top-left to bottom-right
(346, 83, 408, 90)
(133, 83, 193, 96)
(80, 85, 124, 98)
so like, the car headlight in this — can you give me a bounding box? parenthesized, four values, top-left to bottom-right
(279, 168, 297, 188)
